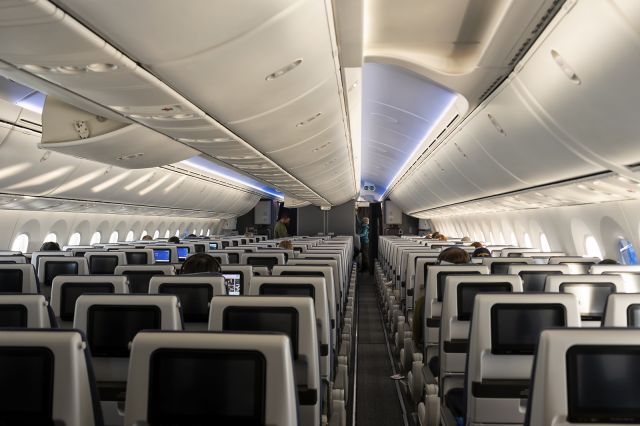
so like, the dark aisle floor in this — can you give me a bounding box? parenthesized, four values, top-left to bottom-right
(355, 271, 405, 425)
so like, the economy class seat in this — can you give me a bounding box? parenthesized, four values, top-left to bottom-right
(149, 275, 225, 330)
(0, 255, 26, 264)
(526, 328, 640, 426)
(125, 331, 298, 426)
(416, 275, 523, 423)
(603, 293, 640, 327)
(210, 296, 321, 426)
(273, 265, 337, 347)
(37, 256, 89, 299)
(506, 264, 570, 292)
(422, 265, 489, 382)
(85, 252, 127, 275)
(0, 329, 103, 426)
(74, 294, 182, 426)
(0, 294, 56, 328)
(113, 264, 175, 293)
(589, 264, 640, 292)
(544, 274, 625, 326)
(50, 275, 130, 328)
(249, 275, 332, 381)
(462, 293, 580, 426)
(0, 264, 39, 294)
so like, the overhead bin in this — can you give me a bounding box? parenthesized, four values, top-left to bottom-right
(39, 98, 198, 168)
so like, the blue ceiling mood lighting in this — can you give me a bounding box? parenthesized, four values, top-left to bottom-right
(361, 63, 457, 200)
(181, 156, 284, 199)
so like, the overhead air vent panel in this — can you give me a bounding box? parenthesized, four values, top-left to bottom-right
(39, 97, 198, 168)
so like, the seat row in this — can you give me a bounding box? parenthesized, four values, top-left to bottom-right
(0, 235, 357, 426)
(375, 235, 640, 425)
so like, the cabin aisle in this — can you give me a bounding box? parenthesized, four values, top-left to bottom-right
(355, 271, 406, 425)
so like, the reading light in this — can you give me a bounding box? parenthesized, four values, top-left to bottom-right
(265, 59, 303, 81)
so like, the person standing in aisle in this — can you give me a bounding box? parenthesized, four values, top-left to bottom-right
(274, 213, 290, 239)
(356, 214, 370, 272)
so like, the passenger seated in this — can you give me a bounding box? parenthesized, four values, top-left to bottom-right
(472, 247, 491, 258)
(599, 258, 619, 264)
(0, 329, 102, 425)
(168, 236, 180, 244)
(412, 247, 470, 347)
(40, 241, 61, 251)
(125, 331, 298, 426)
(527, 328, 640, 425)
(279, 240, 294, 250)
(141, 235, 153, 241)
(180, 253, 222, 276)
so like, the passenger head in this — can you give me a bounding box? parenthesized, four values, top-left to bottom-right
(461, 236, 471, 243)
(472, 247, 491, 258)
(279, 240, 293, 250)
(181, 253, 221, 274)
(141, 235, 153, 241)
(471, 241, 483, 249)
(40, 241, 61, 252)
(432, 232, 441, 239)
(425, 233, 433, 239)
(437, 247, 470, 265)
(437, 234, 448, 241)
(187, 233, 197, 238)
(168, 236, 180, 244)
(279, 213, 290, 225)
(598, 259, 619, 265)
(362, 217, 370, 225)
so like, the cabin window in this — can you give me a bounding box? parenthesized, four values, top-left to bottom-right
(524, 233, 533, 248)
(585, 236, 603, 258)
(540, 233, 551, 252)
(68, 232, 81, 246)
(175, 229, 180, 237)
(109, 231, 119, 243)
(489, 231, 495, 245)
(11, 234, 29, 253)
(126, 231, 135, 242)
(43, 232, 57, 243)
(200, 228, 204, 236)
(206, 229, 211, 237)
(153, 230, 160, 239)
(90, 232, 101, 245)
(618, 238, 639, 265)
(164, 230, 170, 239)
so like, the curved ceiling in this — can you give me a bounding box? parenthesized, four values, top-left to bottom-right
(361, 63, 456, 199)
(39, 0, 358, 206)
